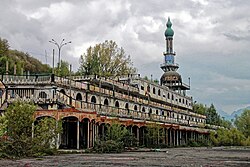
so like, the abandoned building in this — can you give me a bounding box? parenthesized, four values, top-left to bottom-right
(0, 18, 213, 149)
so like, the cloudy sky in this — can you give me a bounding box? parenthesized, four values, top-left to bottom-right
(1, 0, 250, 113)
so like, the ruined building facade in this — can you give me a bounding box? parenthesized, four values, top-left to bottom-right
(0, 18, 213, 149)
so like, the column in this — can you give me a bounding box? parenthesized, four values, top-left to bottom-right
(179, 130, 182, 146)
(173, 130, 176, 146)
(169, 128, 172, 147)
(137, 127, 139, 146)
(142, 127, 145, 146)
(77, 121, 80, 149)
(176, 130, 179, 146)
(87, 121, 90, 148)
(165, 128, 168, 145)
(56, 121, 60, 149)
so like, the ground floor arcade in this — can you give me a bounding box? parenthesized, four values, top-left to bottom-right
(35, 108, 210, 149)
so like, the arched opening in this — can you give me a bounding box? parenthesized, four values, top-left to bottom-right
(148, 108, 152, 117)
(142, 107, 145, 112)
(38, 91, 47, 99)
(172, 94, 174, 100)
(132, 125, 139, 146)
(91, 96, 96, 103)
(60, 116, 78, 149)
(104, 99, 109, 106)
(153, 87, 156, 94)
(115, 101, 119, 108)
(147, 85, 150, 92)
(158, 89, 161, 96)
(79, 118, 90, 149)
(168, 93, 170, 99)
(60, 89, 66, 95)
(134, 105, 138, 111)
(125, 103, 129, 109)
(76, 93, 82, 101)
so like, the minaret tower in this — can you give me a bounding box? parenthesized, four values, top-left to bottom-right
(160, 17, 190, 92)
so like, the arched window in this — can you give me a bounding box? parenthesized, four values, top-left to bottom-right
(158, 89, 161, 96)
(76, 93, 82, 101)
(172, 94, 174, 100)
(153, 87, 156, 94)
(147, 85, 150, 92)
(91, 96, 96, 103)
(134, 105, 138, 111)
(142, 107, 145, 112)
(115, 101, 119, 108)
(125, 103, 129, 109)
(161, 110, 164, 116)
(149, 108, 152, 114)
(156, 110, 159, 115)
(167, 93, 170, 99)
(104, 99, 109, 106)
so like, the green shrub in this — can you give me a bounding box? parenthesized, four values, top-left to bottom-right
(93, 140, 124, 153)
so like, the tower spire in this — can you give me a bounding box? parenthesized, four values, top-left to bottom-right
(160, 17, 190, 91)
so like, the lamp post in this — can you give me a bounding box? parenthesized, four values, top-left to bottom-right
(49, 39, 71, 69)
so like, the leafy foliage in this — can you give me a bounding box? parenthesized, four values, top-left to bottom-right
(78, 40, 136, 77)
(193, 103, 232, 128)
(0, 101, 36, 157)
(210, 128, 246, 146)
(32, 117, 62, 156)
(235, 109, 250, 138)
(0, 37, 51, 74)
(0, 101, 62, 158)
(93, 123, 135, 153)
(54, 61, 71, 77)
(144, 124, 165, 148)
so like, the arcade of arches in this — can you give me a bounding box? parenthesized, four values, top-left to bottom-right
(35, 108, 209, 149)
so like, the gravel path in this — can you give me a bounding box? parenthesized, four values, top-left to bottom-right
(1, 147, 250, 167)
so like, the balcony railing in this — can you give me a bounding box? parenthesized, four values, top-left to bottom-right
(56, 91, 206, 127)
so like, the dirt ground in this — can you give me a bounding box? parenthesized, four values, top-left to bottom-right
(0, 147, 250, 167)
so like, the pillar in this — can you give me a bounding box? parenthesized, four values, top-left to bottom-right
(176, 130, 179, 146)
(87, 121, 90, 148)
(137, 127, 139, 146)
(173, 130, 176, 146)
(56, 121, 60, 149)
(77, 121, 80, 149)
(169, 128, 172, 147)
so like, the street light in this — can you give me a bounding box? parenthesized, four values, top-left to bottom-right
(49, 39, 71, 68)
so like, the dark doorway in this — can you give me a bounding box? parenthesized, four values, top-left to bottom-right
(61, 116, 78, 149)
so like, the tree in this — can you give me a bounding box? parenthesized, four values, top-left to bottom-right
(235, 109, 250, 137)
(93, 123, 135, 153)
(78, 40, 136, 77)
(0, 37, 9, 57)
(54, 60, 71, 77)
(0, 37, 9, 74)
(0, 101, 62, 158)
(210, 128, 245, 146)
(0, 101, 36, 157)
(32, 117, 62, 156)
(193, 103, 207, 115)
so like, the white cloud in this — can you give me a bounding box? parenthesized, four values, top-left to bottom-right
(1, 0, 250, 114)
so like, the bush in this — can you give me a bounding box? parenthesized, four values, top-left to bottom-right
(93, 140, 124, 153)
(0, 101, 62, 158)
(210, 128, 246, 146)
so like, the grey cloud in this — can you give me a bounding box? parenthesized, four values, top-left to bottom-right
(1, 0, 250, 113)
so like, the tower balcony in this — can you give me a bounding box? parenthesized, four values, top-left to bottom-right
(160, 62, 179, 69)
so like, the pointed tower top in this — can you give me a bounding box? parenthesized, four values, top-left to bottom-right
(165, 17, 174, 38)
(166, 17, 172, 28)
